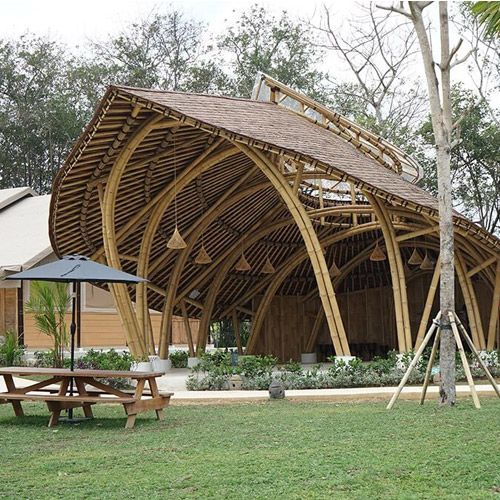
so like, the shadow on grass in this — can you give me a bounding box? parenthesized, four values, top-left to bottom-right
(0, 412, 180, 431)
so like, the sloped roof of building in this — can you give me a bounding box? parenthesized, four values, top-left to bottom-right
(49, 85, 499, 317)
(0, 189, 52, 273)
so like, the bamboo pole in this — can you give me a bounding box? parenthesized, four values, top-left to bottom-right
(454, 312, 500, 399)
(102, 112, 165, 358)
(387, 311, 441, 409)
(448, 312, 481, 409)
(487, 260, 500, 350)
(419, 328, 440, 405)
(396, 225, 439, 242)
(456, 252, 486, 349)
(233, 143, 350, 356)
(232, 310, 243, 355)
(455, 255, 481, 349)
(180, 300, 195, 357)
(305, 308, 324, 353)
(367, 194, 410, 352)
(414, 256, 441, 349)
(467, 256, 496, 278)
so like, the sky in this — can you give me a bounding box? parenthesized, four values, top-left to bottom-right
(3, 0, 352, 47)
(2, 0, 493, 104)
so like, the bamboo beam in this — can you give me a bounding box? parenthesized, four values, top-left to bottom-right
(467, 255, 497, 278)
(487, 260, 500, 350)
(307, 206, 374, 217)
(234, 143, 350, 356)
(396, 225, 439, 242)
(414, 256, 441, 350)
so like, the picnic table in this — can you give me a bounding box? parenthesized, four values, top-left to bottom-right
(0, 367, 172, 428)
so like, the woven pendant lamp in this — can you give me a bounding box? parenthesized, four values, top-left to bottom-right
(329, 260, 341, 277)
(235, 253, 251, 272)
(194, 244, 212, 265)
(420, 252, 434, 270)
(408, 248, 423, 265)
(167, 226, 187, 249)
(370, 243, 386, 262)
(261, 256, 276, 274)
(167, 135, 186, 250)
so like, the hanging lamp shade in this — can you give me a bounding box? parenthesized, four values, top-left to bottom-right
(194, 244, 212, 265)
(261, 256, 276, 274)
(167, 226, 187, 249)
(235, 253, 251, 272)
(408, 248, 423, 265)
(370, 243, 386, 262)
(329, 260, 341, 277)
(420, 252, 434, 270)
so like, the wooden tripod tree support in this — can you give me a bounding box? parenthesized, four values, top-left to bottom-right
(387, 311, 500, 410)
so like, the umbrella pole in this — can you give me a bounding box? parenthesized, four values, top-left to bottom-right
(68, 281, 77, 419)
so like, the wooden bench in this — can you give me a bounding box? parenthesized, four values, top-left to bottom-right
(0, 367, 173, 428)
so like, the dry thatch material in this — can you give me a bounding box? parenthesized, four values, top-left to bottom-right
(48, 79, 500, 360)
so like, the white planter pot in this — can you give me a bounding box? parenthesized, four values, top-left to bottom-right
(188, 357, 200, 368)
(301, 352, 317, 364)
(131, 361, 152, 372)
(152, 358, 171, 373)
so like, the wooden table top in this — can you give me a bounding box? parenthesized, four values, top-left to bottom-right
(0, 367, 163, 379)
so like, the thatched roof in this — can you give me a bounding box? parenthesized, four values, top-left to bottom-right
(49, 84, 499, 319)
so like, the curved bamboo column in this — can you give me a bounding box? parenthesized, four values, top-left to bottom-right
(156, 176, 268, 359)
(366, 193, 411, 352)
(102, 113, 166, 358)
(233, 143, 350, 356)
(456, 251, 486, 350)
(414, 256, 441, 349)
(135, 142, 240, 353)
(487, 260, 500, 349)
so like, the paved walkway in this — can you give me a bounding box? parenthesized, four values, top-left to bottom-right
(1, 374, 497, 404)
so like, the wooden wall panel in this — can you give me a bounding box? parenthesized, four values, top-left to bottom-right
(0, 289, 18, 334)
(23, 312, 198, 349)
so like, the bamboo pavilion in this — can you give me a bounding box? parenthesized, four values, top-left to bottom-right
(49, 74, 500, 362)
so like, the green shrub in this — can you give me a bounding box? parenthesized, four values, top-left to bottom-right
(236, 355, 277, 378)
(75, 349, 133, 389)
(0, 330, 25, 366)
(169, 350, 188, 368)
(192, 351, 232, 375)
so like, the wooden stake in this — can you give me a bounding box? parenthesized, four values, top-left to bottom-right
(448, 312, 480, 409)
(454, 312, 500, 399)
(420, 328, 440, 405)
(387, 311, 441, 410)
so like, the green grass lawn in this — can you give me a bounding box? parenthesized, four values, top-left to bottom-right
(0, 400, 499, 499)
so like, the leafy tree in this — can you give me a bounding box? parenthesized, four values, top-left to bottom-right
(93, 10, 206, 90)
(419, 87, 500, 235)
(219, 5, 327, 99)
(0, 35, 103, 193)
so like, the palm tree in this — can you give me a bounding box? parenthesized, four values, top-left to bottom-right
(471, 1, 500, 36)
(25, 281, 70, 367)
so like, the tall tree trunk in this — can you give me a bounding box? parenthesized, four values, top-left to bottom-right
(382, 1, 458, 404)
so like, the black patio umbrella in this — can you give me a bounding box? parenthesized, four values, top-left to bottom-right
(5, 254, 147, 372)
